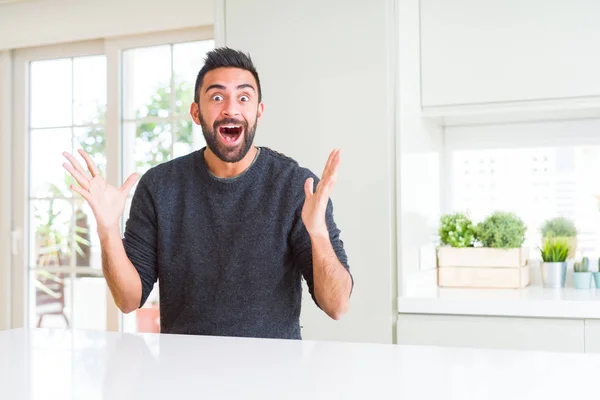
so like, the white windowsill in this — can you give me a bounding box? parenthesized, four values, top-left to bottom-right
(398, 284, 600, 319)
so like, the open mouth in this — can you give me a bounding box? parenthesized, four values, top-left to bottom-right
(218, 125, 243, 144)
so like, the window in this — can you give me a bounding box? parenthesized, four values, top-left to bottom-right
(450, 145, 600, 259)
(27, 54, 107, 330)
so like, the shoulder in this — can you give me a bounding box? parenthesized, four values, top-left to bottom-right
(136, 151, 197, 191)
(260, 146, 318, 184)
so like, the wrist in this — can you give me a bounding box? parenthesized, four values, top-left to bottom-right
(309, 229, 330, 242)
(97, 224, 121, 243)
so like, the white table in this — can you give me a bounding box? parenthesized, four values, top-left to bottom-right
(2, 327, 600, 399)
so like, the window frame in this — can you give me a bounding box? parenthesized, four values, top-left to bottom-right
(0, 50, 13, 330)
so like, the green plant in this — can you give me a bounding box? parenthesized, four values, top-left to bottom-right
(540, 217, 577, 238)
(476, 211, 527, 248)
(539, 237, 570, 263)
(439, 212, 476, 248)
(574, 257, 590, 273)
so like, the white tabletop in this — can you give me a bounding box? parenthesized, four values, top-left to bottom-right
(2, 327, 600, 399)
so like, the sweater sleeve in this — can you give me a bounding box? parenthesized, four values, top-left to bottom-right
(122, 173, 159, 308)
(289, 174, 354, 308)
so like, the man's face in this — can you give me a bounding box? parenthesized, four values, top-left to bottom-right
(191, 67, 264, 163)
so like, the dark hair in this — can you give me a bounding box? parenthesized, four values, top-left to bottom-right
(194, 47, 262, 103)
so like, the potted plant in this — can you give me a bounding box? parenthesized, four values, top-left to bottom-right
(438, 212, 477, 248)
(539, 236, 570, 288)
(476, 211, 527, 250)
(540, 216, 577, 258)
(594, 259, 600, 289)
(437, 211, 530, 288)
(573, 257, 592, 289)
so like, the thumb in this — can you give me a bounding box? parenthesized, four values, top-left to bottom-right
(120, 173, 140, 195)
(304, 177, 314, 198)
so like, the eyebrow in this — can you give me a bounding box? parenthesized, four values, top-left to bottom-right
(205, 83, 256, 93)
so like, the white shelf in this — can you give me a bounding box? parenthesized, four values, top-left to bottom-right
(398, 285, 600, 319)
(421, 96, 600, 127)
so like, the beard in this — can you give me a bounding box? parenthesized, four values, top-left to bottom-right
(199, 110, 257, 163)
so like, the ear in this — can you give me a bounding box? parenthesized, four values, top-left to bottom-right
(190, 102, 201, 125)
(256, 102, 265, 125)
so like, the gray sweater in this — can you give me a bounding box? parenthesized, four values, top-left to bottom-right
(123, 146, 352, 339)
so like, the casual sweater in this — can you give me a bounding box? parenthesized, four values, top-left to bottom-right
(122, 146, 352, 339)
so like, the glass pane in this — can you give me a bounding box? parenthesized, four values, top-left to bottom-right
(29, 270, 106, 332)
(30, 199, 73, 268)
(173, 120, 193, 158)
(450, 146, 600, 258)
(123, 45, 171, 120)
(73, 55, 107, 125)
(30, 269, 72, 329)
(74, 126, 106, 177)
(30, 58, 72, 128)
(123, 121, 172, 176)
(30, 128, 73, 198)
(72, 273, 106, 331)
(173, 40, 214, 114)
(73, 200, 100, 269)
(174, 120, 206, 158)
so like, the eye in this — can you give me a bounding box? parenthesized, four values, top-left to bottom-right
(211, 94, 224, 101)
(240, 95, 250, 102)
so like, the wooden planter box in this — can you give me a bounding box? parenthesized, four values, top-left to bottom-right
(437, 247, 529, 268)
(438, 265, 530, 289)
(437, 247, 530, 289)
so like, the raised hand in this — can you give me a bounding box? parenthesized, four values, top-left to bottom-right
(302, 149, 341, 238)
(62, 149, 139, 234)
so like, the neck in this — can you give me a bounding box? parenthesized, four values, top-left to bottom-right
(204, 146, 259, 178)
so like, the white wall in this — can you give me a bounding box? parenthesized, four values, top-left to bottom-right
(221, 0, 397, 344)
(420, 0, 600, 107)
(0, 0, 214, 50)
(397, 0, 443, 295)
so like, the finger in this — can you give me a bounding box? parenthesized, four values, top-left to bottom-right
(78, 149, 101, 178)
(318, 152, 340, 202)
(304, 177, 314, 198)
(63, 152, 91, 180)
(322, 149, 340, 182)
(328, 150, 341, 182)
(70, 184, 92, 203)
(120, 173, 140, 195)
(62, 162, 91, 191)
(321, 149, 336, 179)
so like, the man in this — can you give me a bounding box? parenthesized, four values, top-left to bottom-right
(62, 47, 353, 340)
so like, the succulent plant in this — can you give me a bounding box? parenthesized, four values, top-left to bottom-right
(582, 257, 590, 271)
(539, 236, 570, 263)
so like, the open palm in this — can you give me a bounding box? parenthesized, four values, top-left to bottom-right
(302, 149, 341, 238)
(62, 149, 139, 233)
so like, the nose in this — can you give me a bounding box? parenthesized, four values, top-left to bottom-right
(221, 97, 240, 118)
